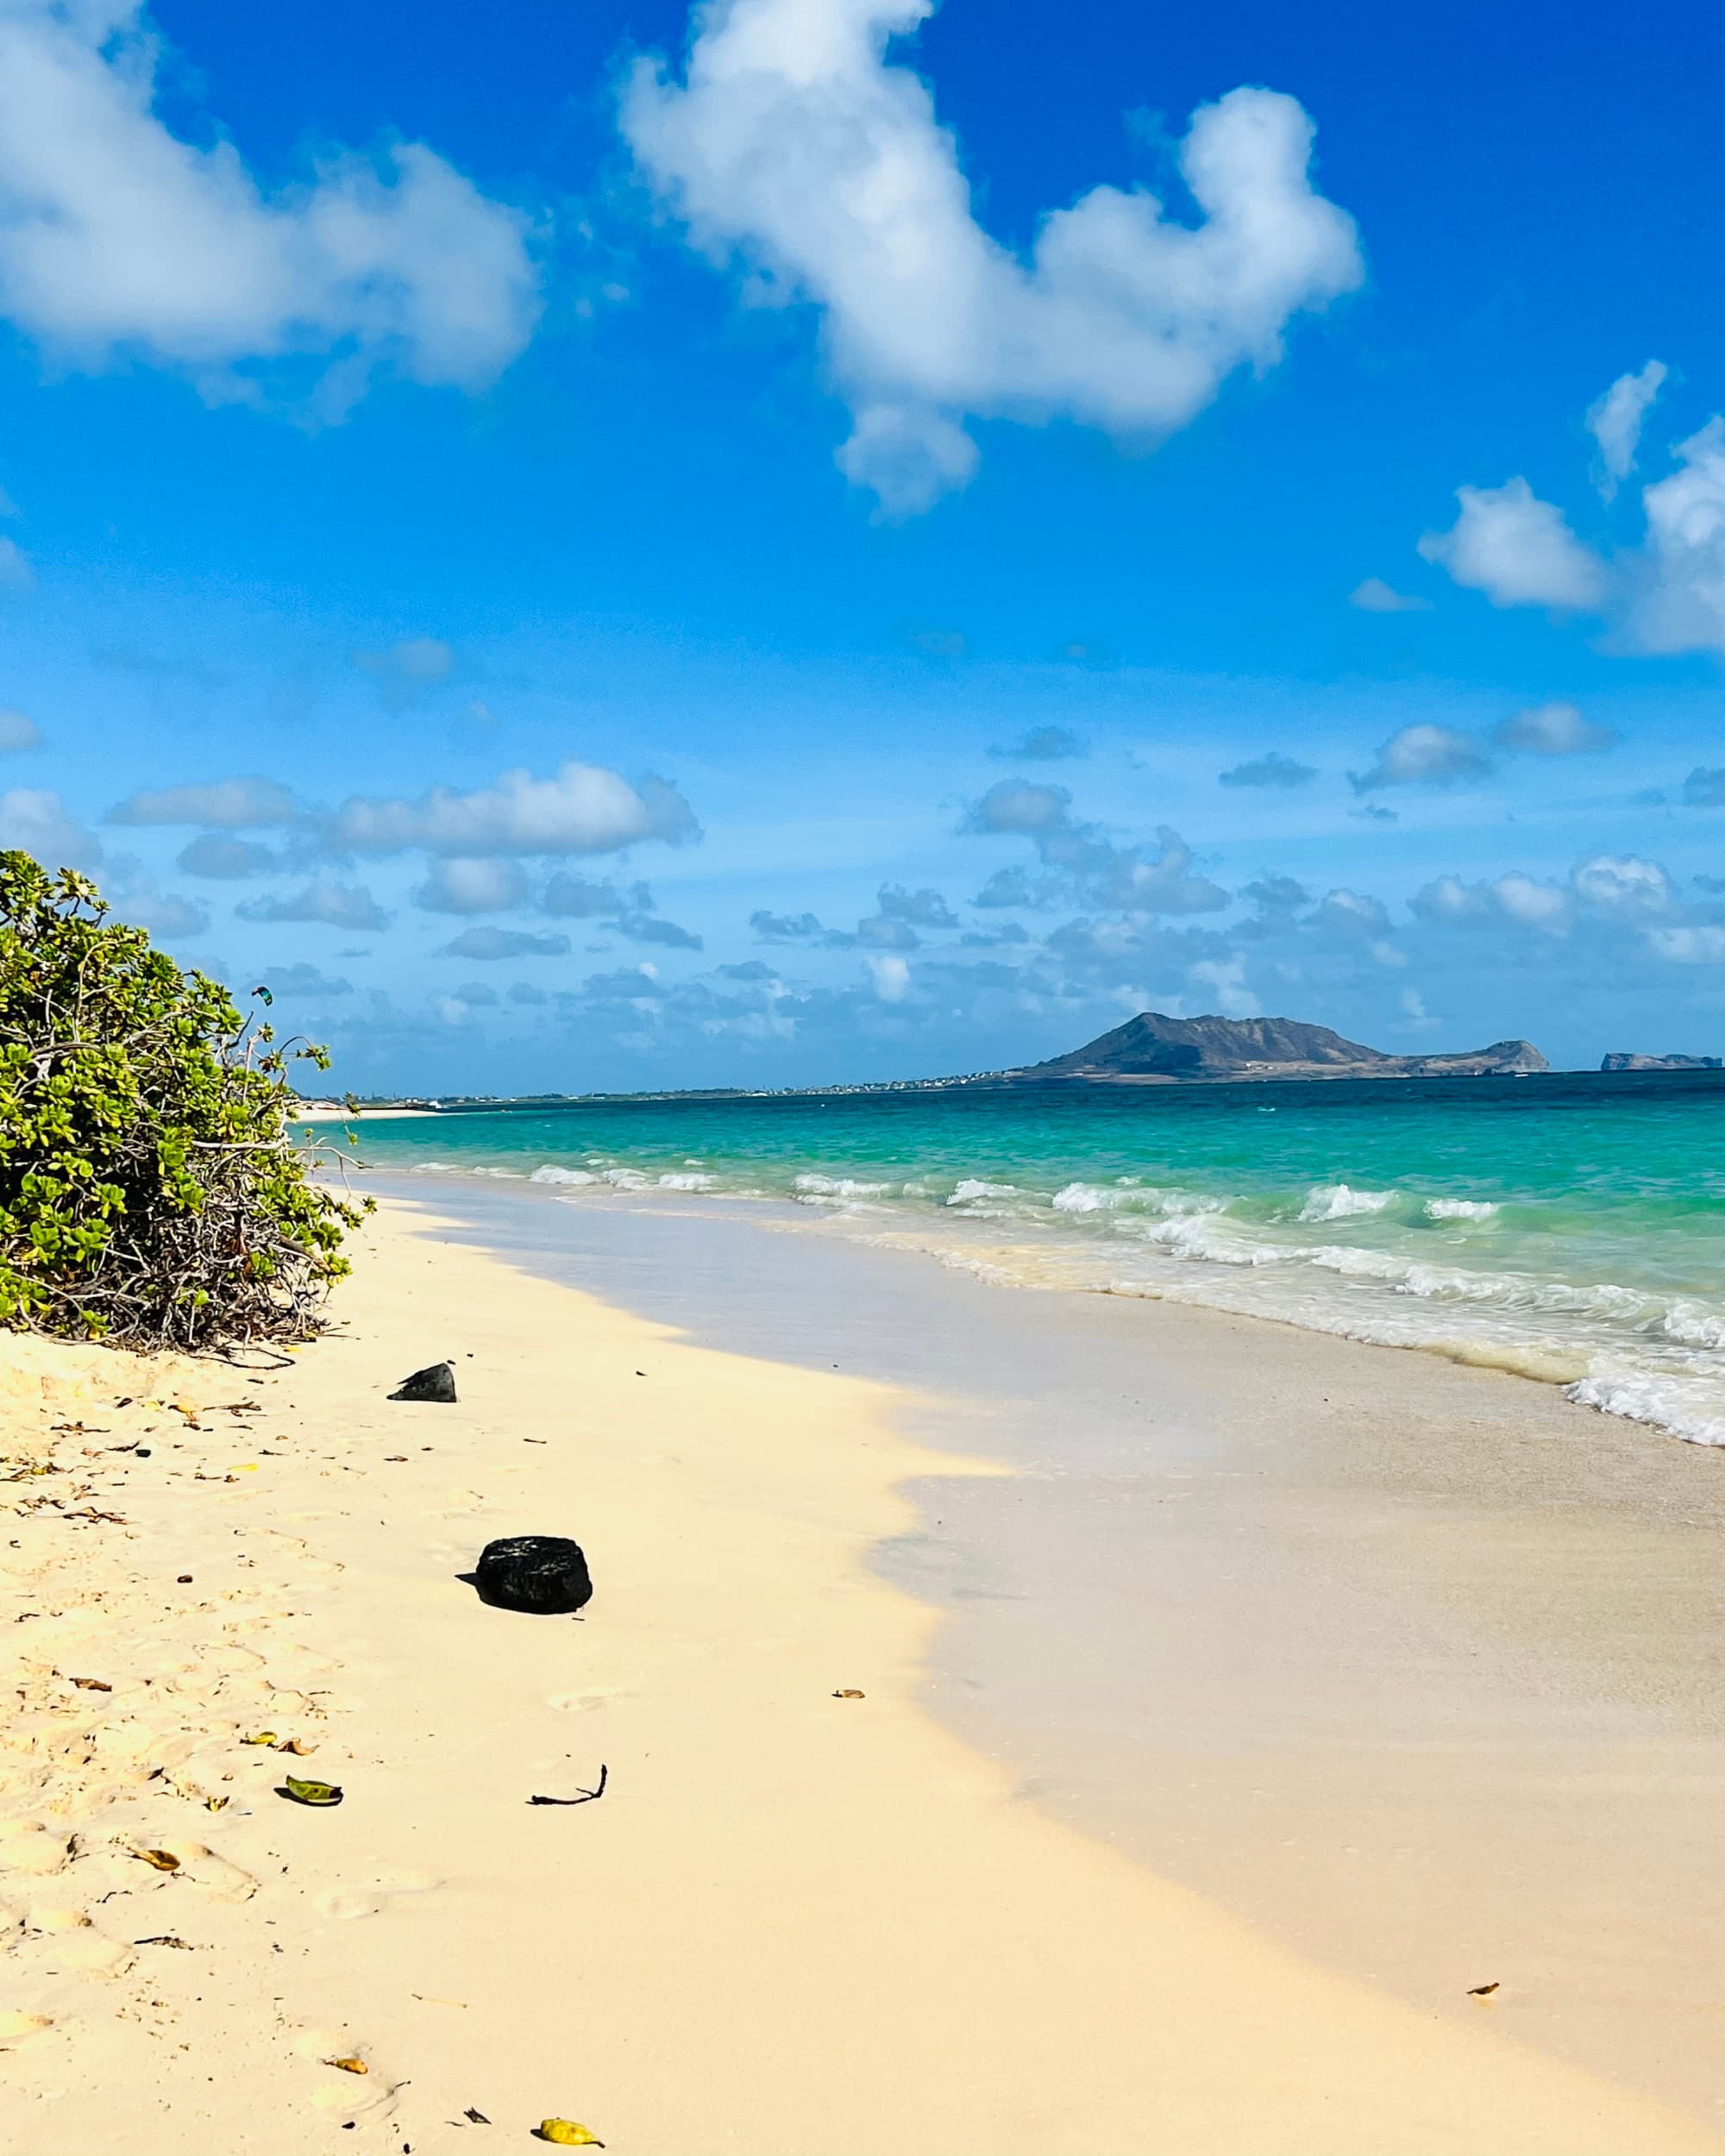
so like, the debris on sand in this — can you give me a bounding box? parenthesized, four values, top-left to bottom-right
(390, 1362, 458, 1404)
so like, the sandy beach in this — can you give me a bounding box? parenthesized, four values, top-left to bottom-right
(4, 1193, 1724, 2153)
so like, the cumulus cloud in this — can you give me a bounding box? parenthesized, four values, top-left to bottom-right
(963, 779, 1226, 913)
(1491, 700, 1617, 756)
(1189, 953, 1258, 1016)
(0, 1, 539, 399)
(0, 706, 39, 749)
(750, 907, 828, 941)
(1571, 852, 1673, 916)
(876, 882, 958, 928)
(1682, 767, 1725, 806)
(238, 880, 390, 931)
(1586, 360, 1666, 495)
(623, 0, 1362, 511)
(0, 786, 101, 867)
(440, 926, 571, 961)
(1631, 421, 1725, 655)
(331, 761, 698, 857)
(866, 952, 911, 1001)
(1349, 723, 1488, 792)
(1348, 576, 1431, 614)
(177, 834, 279, 879)
(508, 981, 549, 1005)
(451, 980, 501, 1006)
(1647, 924, 1725, 964)
(110, 774, 302, 827)
(540, 870, 704, 948)
(990, 725, 1085, 761)
(1414, 872, 1572, 935)
(1419, 479, 1606, 611)
(414, 856, 530, 914)
(1219, 750, 1315, 789)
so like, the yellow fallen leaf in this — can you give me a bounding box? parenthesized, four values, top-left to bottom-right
(327, 2056, 367, 2075)
(831, 1688, 865, 1699)
(204, 1795, 229, 1813)
(276, 1737, 315, 1756)
(242, 1732, 279, 1746)
(536, 2123, 604, 2147)
(135, 1848, 179, 1871)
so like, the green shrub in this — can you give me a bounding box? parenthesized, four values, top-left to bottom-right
(0, 851, 366, 1349)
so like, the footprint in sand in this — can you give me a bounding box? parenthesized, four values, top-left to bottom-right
(547, 1688, 629, 1715)
(315, 1869, 440, 1921)
(289, 2024, 401, 2118)
(0, 1821, 70, 1877)
(45, 1926, 135, 1979)
(132, 1841, 257, 1902)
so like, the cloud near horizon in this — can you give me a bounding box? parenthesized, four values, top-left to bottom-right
(623, 0, 1363, 511)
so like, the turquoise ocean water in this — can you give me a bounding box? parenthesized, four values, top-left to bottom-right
(317, 1070, 1725, 1446)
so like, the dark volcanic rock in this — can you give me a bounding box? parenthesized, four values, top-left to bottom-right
(390, 1361, 457, 1403)
(1601, 1051, 1722, 1072)
(1014, 1012, 1548, 1084)
(472, 1534, 593, 1615)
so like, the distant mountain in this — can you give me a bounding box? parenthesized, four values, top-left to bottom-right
(1011, 1012, 1548, 1085)
(1600, 1051, 1722, 1072)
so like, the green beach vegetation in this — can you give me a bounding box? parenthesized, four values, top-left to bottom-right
(0, 852, 364, 1350)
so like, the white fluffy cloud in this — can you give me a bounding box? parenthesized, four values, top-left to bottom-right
(331, 761, 699, 857)
(1418, 478, 1606, 610)
(0, 785, 100, 867)
(1631, 420, 1725, 655)
(1491, 700, 1617, 755)
(963, 779, 1226, 914)
(0, 0, 538, 397)
(110, 774, 302, 827)
(1586, 360, 1665, 494)
(414, 856, 530, 914)
(1571, 852, 1673, 916)
(238, 880, 390, 931)
(1350, 723, 1488, 792)
(623, 0, 1362, 511)
(0, 706, 39, 749)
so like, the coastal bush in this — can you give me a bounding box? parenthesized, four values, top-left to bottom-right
(0, 852, 364, 1349)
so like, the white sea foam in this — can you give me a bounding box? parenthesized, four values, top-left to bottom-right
(1566, 1369, 1725, 1447)
(1426, 1197, 1499, 1221)
(530, 1165, 597, 1186)
(1298, 1183, 1397, 1222)
(794, 1173, 894, 1201)
(946, 1179, 1020, 1206)
(658, 1171, 718, 1190)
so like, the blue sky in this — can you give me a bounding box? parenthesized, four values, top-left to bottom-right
(4, 0, 1725, 1090)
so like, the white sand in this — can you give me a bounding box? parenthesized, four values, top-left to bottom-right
(2, 1197, 1721, 2153)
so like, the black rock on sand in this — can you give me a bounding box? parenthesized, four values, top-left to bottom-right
(390, 1362, 458, 1403)
(472, 1534, 593, 1614)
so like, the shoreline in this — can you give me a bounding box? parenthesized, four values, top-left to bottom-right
(3, 1195, 1724, 2150)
